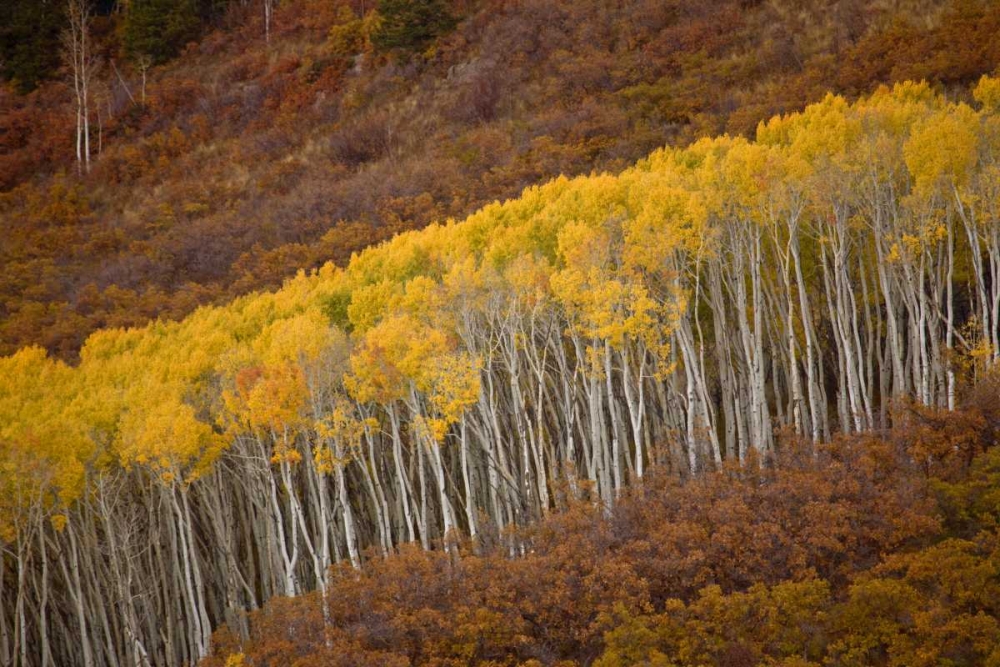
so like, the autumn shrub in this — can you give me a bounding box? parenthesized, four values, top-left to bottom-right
(204, 418, 984, 666)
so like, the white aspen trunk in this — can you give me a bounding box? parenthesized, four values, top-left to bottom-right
(264, 0, 274, 43)
(99, 478, 149, 667)
(619, 345, 646, 478)
(729, 225, 772, 454)
(681, 344, 699, 473)
(65, 0, 95, 174)
(503, 325, 540, 516)
(82, 82, 91, 172)
(857, 255, 878, 425)
(334, 458, 361, 569)
(279, 448, 325, 592)
(170, 487, 205, 661)
(180, 487, 212, 659)
(429, 434, 457, 547)
(15, 533, 28, 667)
(573, 334, 605, 495)
(954, 187, 993, 362)
(603, 342, 624, 493)
(553, 336, 581, 494)
(66, 523, 95, 667)
(358, 411, 393, 555)
(473, 385, 506, 533)
(840, 244, 870, 430)
(785, 296, 805, 437)
(37, 519, 52, 667)
(266, 459, 297, 596)
(525, 325, 551, 515)
(791, 232, 826, 441)
(389, 405, 417, 544)
(484, 368, 520, 533)
(416, 438, 431, 550)
(76, 107, 84, 175)
(707, 267, 739, 458)
(459, 416, 477, 542)
(872, 210, 908, 400)
(946, 220, 955, 410)
(767, 207, 807, 438)
(0, 545, 10, 667)
(751, 232, 773, 452)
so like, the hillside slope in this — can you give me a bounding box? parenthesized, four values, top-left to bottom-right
(3, 76, 1000, 666)
(2, 0, 999, 359)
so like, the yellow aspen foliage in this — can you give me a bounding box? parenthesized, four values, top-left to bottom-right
(345, 343, 407, 405)
(442, 255, 491, 310)
(253, 310, 337, 367)
(718, 139, 780, 214)
(346, 313, 451, 403)
(904, 104, 980, 196)
(479, 177, 576, 268)
(398, 275, 447, 321)
(502, 254, 553, 310)
(758, 92, 858, 173)
(0, 348, 91, 522)
(347, 279, 399, 333)
(222, 363, 310, 459)
(424, 352, 481, 438)
(314, 400, 364, 472)
(974, 75, 1000, 113)
(344, 225, 439, 288)
(859, 80, 942, 138)
(624, 174, 707, 274)
(553, 222, 675, 357)
(117, 384, 223, 483)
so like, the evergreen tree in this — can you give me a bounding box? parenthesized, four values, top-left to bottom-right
(371, 0, 457, 58)
(121, 0, 202, 64)
(0, 0, 65, 93)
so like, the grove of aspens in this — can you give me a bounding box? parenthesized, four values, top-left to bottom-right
(2, 1, 1000, 666)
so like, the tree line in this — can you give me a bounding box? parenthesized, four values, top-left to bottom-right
(2, 76, 1000, 666)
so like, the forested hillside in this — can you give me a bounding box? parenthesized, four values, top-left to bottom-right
(2, 0, 1000, 359)
(3, 77, 1000, 666)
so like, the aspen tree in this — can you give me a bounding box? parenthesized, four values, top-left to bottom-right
(63, 0, 97, 174)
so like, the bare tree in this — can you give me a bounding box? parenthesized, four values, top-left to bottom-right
(264, 0, 275, 43)
(62, 0, 99, 175)
(135, 54, 152, 104)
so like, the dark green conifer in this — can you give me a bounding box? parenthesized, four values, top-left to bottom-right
(122, 0, 201, 64)
(0, 0, 66, 93)
(371, 0, 457, 58)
